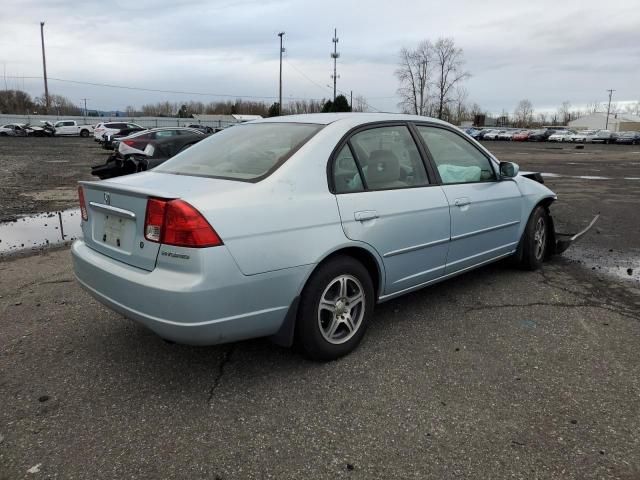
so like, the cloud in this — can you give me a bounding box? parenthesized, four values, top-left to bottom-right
(1, 0, 638, 114)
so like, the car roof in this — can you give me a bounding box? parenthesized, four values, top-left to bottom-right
(251, 112, 453, 127)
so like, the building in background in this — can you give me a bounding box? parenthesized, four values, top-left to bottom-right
(569, 112, 640, 132)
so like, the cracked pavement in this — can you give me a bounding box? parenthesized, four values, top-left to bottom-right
(1, 141, 640, 479)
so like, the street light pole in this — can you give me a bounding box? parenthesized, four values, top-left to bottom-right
(605, 89, 615, 130)
(40, 22, 50, 114)
(278, 32, 285, 116)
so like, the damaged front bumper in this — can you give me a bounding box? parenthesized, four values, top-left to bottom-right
(549, 213, 600, 254)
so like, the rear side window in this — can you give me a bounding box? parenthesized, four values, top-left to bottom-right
(416, 126, 496, 184)
(154, 123, 323, 181)
(333, 145, 364, 194)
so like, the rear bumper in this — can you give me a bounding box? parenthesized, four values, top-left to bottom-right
(71, 240, 308, 345)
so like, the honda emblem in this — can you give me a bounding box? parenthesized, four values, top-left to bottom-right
(104, 192, 111, 205)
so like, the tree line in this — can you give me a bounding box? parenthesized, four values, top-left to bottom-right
(0, 89, 82, 115)
(128, 94, 361, 118)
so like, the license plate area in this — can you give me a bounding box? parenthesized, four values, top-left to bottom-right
(94, 213, 135, 252)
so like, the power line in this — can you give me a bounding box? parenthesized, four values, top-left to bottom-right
(4, 75, 326, 102)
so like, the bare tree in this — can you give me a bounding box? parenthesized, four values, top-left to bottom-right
(558, 101, 572, 125)
(585, 101, 602, 113)
(451, 86, 469, 124)
(433, 37, 471, 120)
(395, 40, 433, 115)
(536, 112, 548, 126)
(514, 99, 534, 127)
(352, 95, 370, 113)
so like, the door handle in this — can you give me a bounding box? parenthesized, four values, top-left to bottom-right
(454, 198, 471, 207)
(354, 210, 378, 222)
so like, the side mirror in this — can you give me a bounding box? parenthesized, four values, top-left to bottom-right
(499, 161, 519, 178)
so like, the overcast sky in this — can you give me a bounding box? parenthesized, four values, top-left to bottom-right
(1, 0, 639, 114)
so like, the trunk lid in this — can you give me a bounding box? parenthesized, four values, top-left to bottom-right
(79, 172, 248, 271)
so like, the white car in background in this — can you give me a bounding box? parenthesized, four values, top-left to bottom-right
(116, 127, 205, 158)
(0, 123, 29, 136)
(548, 130, 575, 142)
(53, 120, 94, 137)
(483, 129, 504, 140)
(570, 130, 597, 143)
(93, 121, 144, 142)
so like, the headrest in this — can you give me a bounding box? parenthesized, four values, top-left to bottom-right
(367, 150, 400, 185)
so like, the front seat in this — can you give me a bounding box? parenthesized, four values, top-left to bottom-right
(366, 150, 406, 189)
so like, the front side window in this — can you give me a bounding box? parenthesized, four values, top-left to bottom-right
(154, 123, 322, 181)
(55, 122, 64, 128)
(347, 125, 429, 191)
(416, 126, 496, 184)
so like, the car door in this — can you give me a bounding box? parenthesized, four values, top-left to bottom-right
(332, 124, 451, 296)
(414, 125, 523, 274)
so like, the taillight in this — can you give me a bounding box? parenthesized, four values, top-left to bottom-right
(78, 186, 88, 221)
(144, 198, 222, 248)
(123, 140, 136, 147)
(144, 198, 166, 242)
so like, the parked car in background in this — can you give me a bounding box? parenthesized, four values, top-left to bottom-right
(0, 123, 29, 136)
(116, 127, 205, 158)
(477, 129, 498, 140)
(548, 130, 575, 142)
(615, 131, 640, 145)
(102, 125, 148, 150)
(512, 130, 531, 142)
(497, 130, 517, 141)
(187, 124, 214, 134)
(72, 113, 597, 360)
(53, 120, 94, 137)
(483, 129, 504, 140)
(92, 133, 206, 179)
(93, 122, 144, 143)
(527, 129, 555, 142)
(590, 130, 618, 144)
(570, 130, 597, 143)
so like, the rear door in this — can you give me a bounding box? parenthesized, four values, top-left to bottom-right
(414, 125, 522, 274)
(332, 124, 450, 295)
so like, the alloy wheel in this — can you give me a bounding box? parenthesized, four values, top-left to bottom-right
(317, 275, 366, 345)
(533, 217, 546, 260)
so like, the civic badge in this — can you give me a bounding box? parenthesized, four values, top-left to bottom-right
(104, 192, 111, 205)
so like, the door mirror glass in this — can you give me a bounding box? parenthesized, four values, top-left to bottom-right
(499, 161, 519, 178)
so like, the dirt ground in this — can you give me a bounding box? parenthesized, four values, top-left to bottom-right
(0, 137, 103, 221)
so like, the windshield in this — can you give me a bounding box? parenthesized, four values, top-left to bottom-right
(154, 122, 323, 181)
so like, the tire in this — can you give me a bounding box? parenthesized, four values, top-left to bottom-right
(80, 129, 90, 138)
(516, 206, 549, 271)
(296, 255, 374, 361)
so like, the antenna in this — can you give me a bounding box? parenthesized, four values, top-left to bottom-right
(330, 28, 340, 102)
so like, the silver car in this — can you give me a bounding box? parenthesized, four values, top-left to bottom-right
(72, 113, 594, 360)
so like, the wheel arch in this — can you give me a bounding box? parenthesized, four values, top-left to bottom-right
(269, 242, 385, 348)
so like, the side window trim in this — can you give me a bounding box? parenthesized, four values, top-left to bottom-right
(346, 141, 368, 190)
(411, 123, 499, 185)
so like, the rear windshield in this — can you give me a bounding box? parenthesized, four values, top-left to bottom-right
(154, 123, 323, 181)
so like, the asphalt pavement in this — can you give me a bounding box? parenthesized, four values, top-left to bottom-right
(1, 140, 639, 479)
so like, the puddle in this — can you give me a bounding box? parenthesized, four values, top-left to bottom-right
(0, 209, 82, 257)
(574, 175, 611, 180)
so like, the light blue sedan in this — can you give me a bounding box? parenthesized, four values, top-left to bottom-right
(72, 113, 596, 360)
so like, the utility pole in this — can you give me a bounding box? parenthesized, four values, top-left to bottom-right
(81, 98, 88, 120)
(350, 90, 353, 112)
(40, 22, 50, 114)
(605, 89, 615, 130)
(277, 32, 285, 116)
(331, 28, 340, 103)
